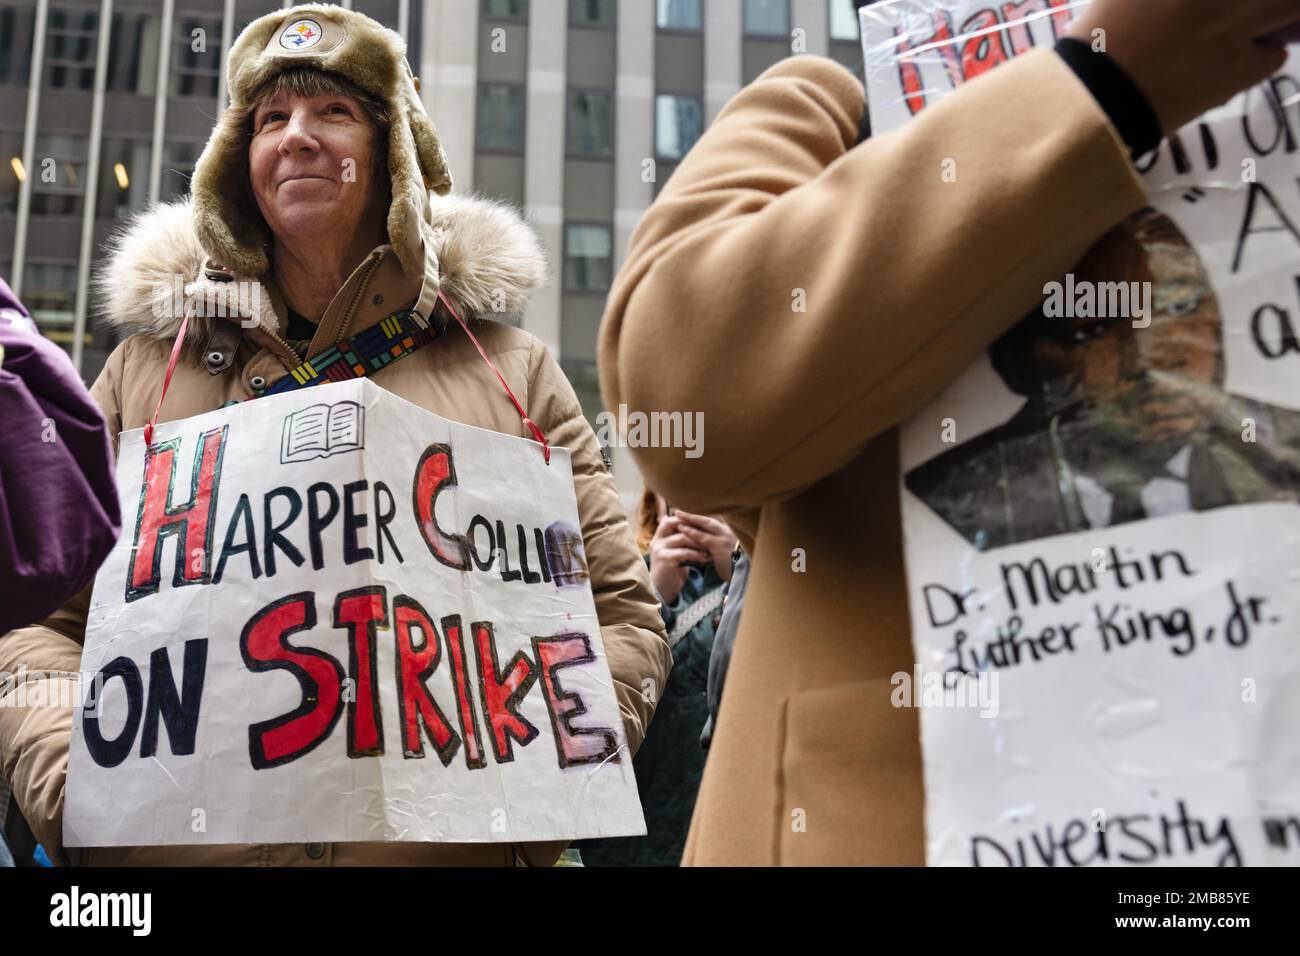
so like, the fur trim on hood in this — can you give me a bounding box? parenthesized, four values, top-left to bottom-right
(95, 193, 547, 349)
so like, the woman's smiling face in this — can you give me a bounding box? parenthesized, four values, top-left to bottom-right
(248, 89, 381, 244)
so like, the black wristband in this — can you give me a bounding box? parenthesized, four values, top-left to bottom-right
(1055, 37, 1162, 159)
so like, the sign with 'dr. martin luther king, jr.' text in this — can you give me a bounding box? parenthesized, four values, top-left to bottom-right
(863, 0, 1300, 866)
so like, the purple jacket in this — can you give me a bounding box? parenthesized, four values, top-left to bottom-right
(0, 277, 120, 633)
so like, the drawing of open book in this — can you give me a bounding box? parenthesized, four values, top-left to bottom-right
(280, 400, 365, 463)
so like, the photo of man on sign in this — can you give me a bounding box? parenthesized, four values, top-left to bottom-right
(905, 207, 1300, 550)
(859, 0, 1300, 869)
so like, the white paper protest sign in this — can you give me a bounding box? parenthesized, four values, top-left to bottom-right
(65, 377, 645, 847)
(862, 0, 1300, 865)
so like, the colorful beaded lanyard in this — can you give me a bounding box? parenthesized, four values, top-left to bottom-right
(144, 289, 550, 463)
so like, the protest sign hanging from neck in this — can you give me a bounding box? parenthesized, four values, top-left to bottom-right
(65, 378, 642, 847)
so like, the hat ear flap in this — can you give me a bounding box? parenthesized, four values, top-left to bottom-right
(411, 114, 452, 196)
(403, 79, 452, 196)
(385, 114, 430, 277)
(385, 76, 452, 276)
(192, 109, 271, 276)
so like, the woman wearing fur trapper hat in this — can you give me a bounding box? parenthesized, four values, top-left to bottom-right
(0, 4, 670, 866)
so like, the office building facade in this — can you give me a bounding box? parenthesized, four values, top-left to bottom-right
(1, 0, 865, 501)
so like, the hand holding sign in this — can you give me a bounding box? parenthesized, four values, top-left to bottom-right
(863, 0, 1300, 867)
(1067, 0, 1295, 134)
(1266, 20, 1300, 46)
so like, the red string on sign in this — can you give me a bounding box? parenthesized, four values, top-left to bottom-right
(436, 289, 551, 465)
(143, 306, 192, 448)
(141, 295, 551, 465)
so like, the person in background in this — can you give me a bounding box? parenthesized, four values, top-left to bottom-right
(1, 275, 120, 868)
(701, 545, 748, 753)
(599, 0, 1296, 864)
(0, 276, 120, 634)
(579, 488, 736, 866)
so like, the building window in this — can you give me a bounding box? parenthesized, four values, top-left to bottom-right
(566, 89, 614, 158)
(29, 134, 87, 218)
(0, 5, 35, 85)
(97, 138, 151, 219)
(570, 0, 616, 27)
(482, 0, 527, 20)
(160, 139, 202, 202)
(106, 12, 158, 94)
(560, 358, 604, 426)
(1, 128, 23, 214)
(172, 15, 221, 98)
(477, 83, 525, 153)
(744, 0, 789, 37)
(655, 94, 703, 161)
(21, 259, 78, 340)
(45, 5, 98, 90)
(829, 0, 861, 41)
(657, 0, 702, 32)
(564, 224, 612, 292)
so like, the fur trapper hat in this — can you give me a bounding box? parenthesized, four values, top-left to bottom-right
(190, 3, 453, 278)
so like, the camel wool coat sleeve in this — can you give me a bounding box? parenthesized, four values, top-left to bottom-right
(600, 49, 1149, 517)
(598, 50, 1148, 864)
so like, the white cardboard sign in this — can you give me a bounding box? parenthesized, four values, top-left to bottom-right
(65, 378, 645, 847)
(862, 0, 1300, 865)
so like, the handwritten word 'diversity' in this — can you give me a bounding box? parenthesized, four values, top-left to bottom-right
(973, 800, 1300, 866)
(49, 887, 151, 936)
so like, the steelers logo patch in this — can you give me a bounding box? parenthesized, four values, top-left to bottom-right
(279, 18, 323, 51)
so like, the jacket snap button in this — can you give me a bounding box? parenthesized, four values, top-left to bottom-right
(206, 350, 224, 365)
(305, 842, 325, 859)
(249, 374, 267, 390)
(372, 294, 384, 305)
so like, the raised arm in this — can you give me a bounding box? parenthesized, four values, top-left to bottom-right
(599, 49, 1147, 514)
